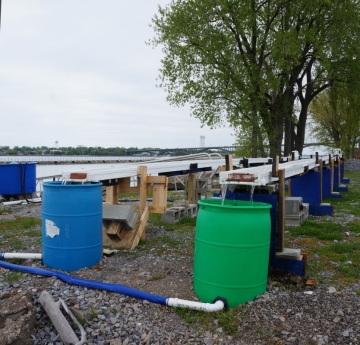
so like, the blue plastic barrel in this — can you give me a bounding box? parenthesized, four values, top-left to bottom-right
(0, 162, 36, 195)
(42, 181, 103, 271)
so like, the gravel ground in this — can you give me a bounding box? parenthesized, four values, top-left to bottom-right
(0, 161, 360, 345)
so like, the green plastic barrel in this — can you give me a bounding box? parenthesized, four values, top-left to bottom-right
(194, 199, 272, 308)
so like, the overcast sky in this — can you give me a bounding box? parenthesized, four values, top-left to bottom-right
(0, 0, 235, 149)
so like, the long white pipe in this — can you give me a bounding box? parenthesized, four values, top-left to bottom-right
(1, 253, 42, 260)
(167, 298, 225, 312)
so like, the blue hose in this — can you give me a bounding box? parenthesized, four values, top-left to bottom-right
(0, 260, 167, 305)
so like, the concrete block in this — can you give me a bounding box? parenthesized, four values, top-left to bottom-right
(285, 210, 305, 227)
(103, 204, 139, 230)
(285, 197, 303, 215)
(276, 248, 302, 260)
(303, 203, 309, 220)
(161, 208, 180, 224)
(185, 204, 198, 218)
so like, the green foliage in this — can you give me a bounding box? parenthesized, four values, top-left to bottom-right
(151, 0, 360, 156)
(309, 84, 360, 159)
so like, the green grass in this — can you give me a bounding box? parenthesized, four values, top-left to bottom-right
(0, 208, 11, 215)
(3, 272, 23, 283)
(288, 220, 343, 241)
(0, 216, 42, 250)
(284, 170, 360, 283)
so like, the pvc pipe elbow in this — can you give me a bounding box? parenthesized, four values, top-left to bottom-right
(167, 297, 225, 312)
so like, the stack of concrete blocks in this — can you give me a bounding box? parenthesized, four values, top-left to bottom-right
(184, 175, 213, 203)
(284, 196, 309, 227)
(161, 203, 198, 224)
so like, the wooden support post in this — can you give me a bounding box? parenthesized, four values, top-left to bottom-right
(337, 157, 341, 187)
(315, 152, 319, 164)
(187, 173, 197, 204)
(148, 176, 168, 214)
(319, 159, 323, 204)
(137, 166, 147, 216)
(105, 186, 118, 205)
(272, 155, 279, 178)
(225, 154, 233, 171)
(277, 168, 285, 253)
(287, 156, 292, 197)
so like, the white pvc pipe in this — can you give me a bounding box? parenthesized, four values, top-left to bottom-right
(167, 298, 225, 312)
(1, 253, 42, 260)
(2, 200, 24, 206)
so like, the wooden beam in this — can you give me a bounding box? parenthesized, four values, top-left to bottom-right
(277, 168, 285, 252)
(105, 185, 118, 204)
(131, 206, 150, 249)
(149, 175, 168, 214)
(225, 155, 233, 171)
(187, 173, 197, 204)
(272, 155, 279, 178)
(137, 166, 147, 217)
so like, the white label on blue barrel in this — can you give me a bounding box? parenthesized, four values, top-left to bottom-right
(45, 219, 60, 238)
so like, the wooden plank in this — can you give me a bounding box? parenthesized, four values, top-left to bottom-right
(131, 206, 149, 250)
(105, 185, 118, 204)
(187, 173, 197, 204)
(318, 159, 323, 203)
(106, 222, 122, 235)
(137, 166, 147, 217)
(147, 176, 167, 184)
(149, 205, 167, 214)
(277, 168, 285, 252)
(118, 177, 140, 194)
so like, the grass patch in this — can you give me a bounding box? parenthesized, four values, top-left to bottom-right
(174, 308, 239, 334)
(0, 208, 11, 215)
(287, 220, 343, 241)
(149, 273, 166, 281)
(347, 220, 360, 234)
(0, 216, 42, 250)
(3, 272, 23, 283)
(149, 213, 196, 231)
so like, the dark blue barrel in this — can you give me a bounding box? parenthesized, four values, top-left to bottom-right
(42, 181, 103, 271)
(0, 162, 36, 195)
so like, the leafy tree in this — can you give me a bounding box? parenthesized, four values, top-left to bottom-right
(151, 0, 360, 156)
(309, 83, 360, 158)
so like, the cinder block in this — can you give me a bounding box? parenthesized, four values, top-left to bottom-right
(285, 197, 303, 215)
(303, 203, 309, 220)
(185, 204, 198, 218)
(161, 208, 180, 224)
(276, 248, 302, 260)
(285, 210, 305, 227)
(103, 204, 138, 230)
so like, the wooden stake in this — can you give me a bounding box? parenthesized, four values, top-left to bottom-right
(277, 168, 285, 252)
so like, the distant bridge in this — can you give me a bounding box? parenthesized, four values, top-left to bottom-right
(126, 146, 239, 156)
